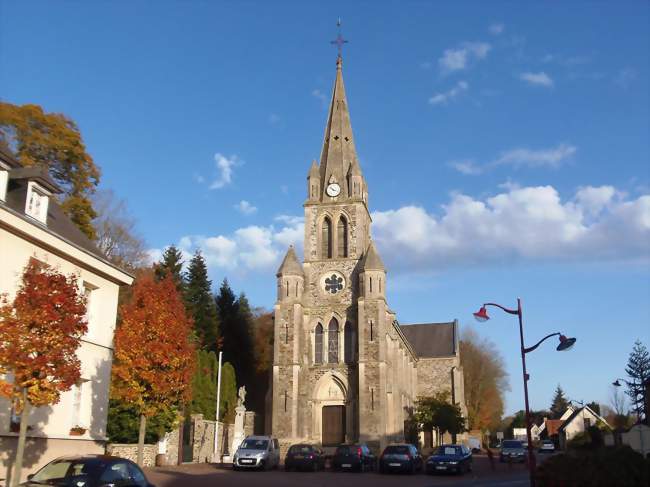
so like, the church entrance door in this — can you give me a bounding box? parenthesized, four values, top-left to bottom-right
(322, 405, 345, 446)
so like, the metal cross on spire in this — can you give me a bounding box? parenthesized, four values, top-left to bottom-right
(330, 18, 348, 58)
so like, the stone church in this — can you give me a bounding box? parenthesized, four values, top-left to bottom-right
(269, 55, 466, 451)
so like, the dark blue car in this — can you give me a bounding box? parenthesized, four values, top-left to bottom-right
(425, 444, 472, 475)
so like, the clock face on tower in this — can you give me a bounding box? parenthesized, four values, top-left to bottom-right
(326, 183, 341, 197)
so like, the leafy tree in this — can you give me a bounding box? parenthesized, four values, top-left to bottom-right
(219, 362, 238, 423)
(185, 251, 219, 351)
(0, 259, 87, 486)
(107, 400, 177, 444)
(0, 102, 101, 239)
(189, 350, 218, 419)
(154, 245, 185, 291)
(460, 329, 509, 431)
(215, 280, 254, 389)
(413, 393, 465, 445)
(625, 340, 650, 421)
(550, 385, 570, 419)
(111, 274, 196, 465)
(92, 189, 148, 271)
(248, 310, 274, 416)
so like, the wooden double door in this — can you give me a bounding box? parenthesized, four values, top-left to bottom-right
(322, 405, 346, 446)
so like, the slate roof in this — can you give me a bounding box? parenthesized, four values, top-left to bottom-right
(360, 241, 385, 271)
(399, 321, 457, 358)
(277, 245, 304, 276)
(0, 150, 110, 263)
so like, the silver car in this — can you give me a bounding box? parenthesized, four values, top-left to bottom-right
(499, 440, 526, 463)
(233, 436, 280, 470)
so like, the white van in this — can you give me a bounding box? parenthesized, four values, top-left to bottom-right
(233, 435, 280, 470)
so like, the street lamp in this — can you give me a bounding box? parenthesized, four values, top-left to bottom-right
(612, 378, 626, 387)
(473, 299, 577, 487)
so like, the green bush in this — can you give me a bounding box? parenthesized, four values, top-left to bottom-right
(535, 446, 650, 486)
(106, 400, 179, 444)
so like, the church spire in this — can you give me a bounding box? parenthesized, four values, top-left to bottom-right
(318, 56, 361, 197)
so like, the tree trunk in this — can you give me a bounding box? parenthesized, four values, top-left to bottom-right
(10, 389, 30, 487)
(137, 414, 146, 466)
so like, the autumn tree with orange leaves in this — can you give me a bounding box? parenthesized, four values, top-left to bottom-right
(0, 259, 87, 487)
(111, 272, 196, 465)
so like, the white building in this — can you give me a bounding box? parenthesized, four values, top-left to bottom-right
(557, 405, 610, 449)
(0, 147, 133, 482)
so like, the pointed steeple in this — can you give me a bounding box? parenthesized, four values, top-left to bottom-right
(308, 160, 319, 177)
(319, 56, 361, 196)
(360, 241, 385, 271)
(276, 245, 304, 276)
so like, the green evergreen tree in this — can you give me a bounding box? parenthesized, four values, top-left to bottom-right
(154, 245, 185, 291)
(219, 362, 238, 422)
(189, 350, 218, 419)
(185, 251, 219, 351)
(550, 385, 570, 419)
(625, 340, 650, 420)
(234, 293, 256, 388)
(106, 400, 178, 444)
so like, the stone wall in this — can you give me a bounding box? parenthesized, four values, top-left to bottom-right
(191, 414, 215, 463)
(106, 443, 157, 467)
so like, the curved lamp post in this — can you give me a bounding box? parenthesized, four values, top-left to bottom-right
(473, 299, 576, 487)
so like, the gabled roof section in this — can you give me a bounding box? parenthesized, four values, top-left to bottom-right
(10, 166, 62, 194)
(276, 245, 304, 277)
(319, 56, 361, 195)
(360, 241, 385, 271)
(399, 321, 457, 358)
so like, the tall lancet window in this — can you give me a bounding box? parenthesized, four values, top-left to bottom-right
(344, 322, 354, 363)
(314, 324, 323, 364)
(328, 318, 339, 363)
(322, 217, 332, 259)
(337, 216, 348, 258)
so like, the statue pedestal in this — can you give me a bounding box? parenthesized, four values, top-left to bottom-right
(230, 405, 246, 456)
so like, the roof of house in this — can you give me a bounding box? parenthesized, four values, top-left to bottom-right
(399, 322, 457, 358)
(545, 419, 564, 437)
(1, 150, 129, 273)
(557, 406, 609, 432)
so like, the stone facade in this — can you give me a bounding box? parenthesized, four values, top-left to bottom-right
(269, 55, 466, 453)
(105, 443, 158, 467)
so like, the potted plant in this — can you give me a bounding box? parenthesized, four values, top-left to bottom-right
(69, 426, 87, 436)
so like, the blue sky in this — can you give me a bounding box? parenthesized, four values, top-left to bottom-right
(2, 1, 649, 417)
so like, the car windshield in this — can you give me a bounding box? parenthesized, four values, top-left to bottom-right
(435, 446, 461, 456)
(384, 446, 409, 454)
(289, 445, 312, 454)
(240, 439, 268, 450)
(502, 440, 524, 448)
(31, 459, 98, 483)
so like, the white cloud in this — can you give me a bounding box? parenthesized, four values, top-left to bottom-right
(447, 159, 482, 175)
(234, 200, 258, 215)
(489, 23, 504, 35)
(492, 143, 576, 169)
(372, 185, 650, 273)
(312, 89, 327, 108)
(429, 81, 469, 105)
(209, 153, 240, 189)
(439, 42, 491, 73)
(449, 144, 576, 175)
(149, 216, 305, 275)
(520, 71, 554, 87)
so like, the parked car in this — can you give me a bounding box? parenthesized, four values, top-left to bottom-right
(499, 439, 526, 463)
(20, 455, 154, 487)
(379, 444, 422, 474)
(425, 444, 472, 475)
(233, 435, 280, 470)
(538, 439, 556, 453)
(331, 443, 376, 472)
(284, 444, 326, 471)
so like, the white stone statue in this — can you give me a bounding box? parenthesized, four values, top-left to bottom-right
(237, 385, 247, 408)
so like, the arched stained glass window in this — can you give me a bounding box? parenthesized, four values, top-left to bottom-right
(322, 217, 332, 259)
(337, 216, 348, 257)
(315, 324, 323, 364)
(328, 318, 339, 363)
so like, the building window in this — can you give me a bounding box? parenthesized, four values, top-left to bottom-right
(314, 324, 323, 364)
(328, 318, 339, 363)
(70, 381, 86, 428)
(322, 217, 332, 259)
(0, 169, 7, 201)
(25, 182, 49, 224)
(82, 282, 97, 333)
(344, 322, 354, 363)
(337, 216, 348, 257)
